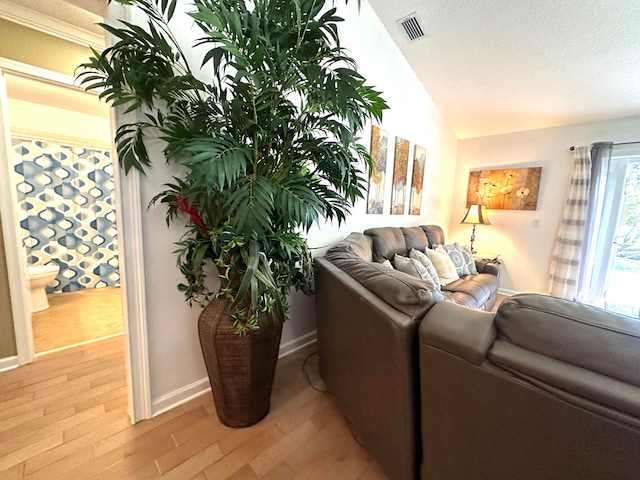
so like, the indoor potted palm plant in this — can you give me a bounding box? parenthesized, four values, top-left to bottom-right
(79, 0, 387, 427)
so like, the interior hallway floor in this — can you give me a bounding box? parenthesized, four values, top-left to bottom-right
(32, 287, 123, 353)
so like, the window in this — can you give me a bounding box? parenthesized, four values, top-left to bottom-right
(580, 145, 640, 316)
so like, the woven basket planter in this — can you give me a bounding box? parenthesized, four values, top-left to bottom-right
(198, 298, 283, 428)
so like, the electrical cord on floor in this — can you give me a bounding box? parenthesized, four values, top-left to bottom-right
(302, 351, 368, 454)
(302, 350, 367, 450)
(302, 350, 329, 393)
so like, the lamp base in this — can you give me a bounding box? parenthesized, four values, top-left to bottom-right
(469, 224, 476, 254)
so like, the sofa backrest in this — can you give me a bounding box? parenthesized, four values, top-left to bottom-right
(323, 227, 446, 317)
(491, 293, 640, 422)
(422, 224, 445, 247)
(324, 232, 373, 261)
(322, 251, 443, 318)
(402, 226, 429, 252)
(363, 227, 406, 262)
(363, 224, 446, 262)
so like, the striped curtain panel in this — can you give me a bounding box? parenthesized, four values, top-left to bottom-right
(574, 142, 614, 304)
(548, 146, 591, 299)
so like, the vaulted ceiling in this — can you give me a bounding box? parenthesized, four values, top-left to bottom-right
(369, 0, 640, 138)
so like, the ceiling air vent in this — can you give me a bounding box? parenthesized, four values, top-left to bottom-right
(398, 14, 425, 42)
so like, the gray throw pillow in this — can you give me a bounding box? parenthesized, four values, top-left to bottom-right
(393, 255, 437, 288)
(461, 245, 478, 275)
(409, 249, 441, 290)
(437, 243, 470, 277)
(393, 254, 421, 278)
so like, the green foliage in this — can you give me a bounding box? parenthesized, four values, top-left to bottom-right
(78, 0, 387, 333)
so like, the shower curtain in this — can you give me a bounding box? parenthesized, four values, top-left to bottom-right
(12, 136, 120, 293)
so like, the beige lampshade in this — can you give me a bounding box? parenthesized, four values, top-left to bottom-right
(461, 204, 491, 225)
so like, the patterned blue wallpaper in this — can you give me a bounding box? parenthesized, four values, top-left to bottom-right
(12, 137, 120, 293)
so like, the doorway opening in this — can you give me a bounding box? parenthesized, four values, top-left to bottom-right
(6, 72, 124, 354)
(0, 0, 151, 422)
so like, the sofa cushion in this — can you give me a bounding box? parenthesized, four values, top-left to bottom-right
(402, 226, 429, 252)
(364, 227, 407, 262)
(324, 251, 443, 317)
(440, 290, 480, 308)
(442, 273, 498, 309)
(425, 248, 460, 286)
(437, 243, 470, 277)
(325, 232, 373, 261)
(494, 294, 640, 388)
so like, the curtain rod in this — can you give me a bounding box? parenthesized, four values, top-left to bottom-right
(569, 140, 640, 151)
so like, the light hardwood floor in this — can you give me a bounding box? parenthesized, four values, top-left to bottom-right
(0, 335, 388, 479)
(32, 287, 123, 353)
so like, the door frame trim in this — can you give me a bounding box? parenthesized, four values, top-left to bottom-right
(0, 64, 33, 366)
(0, 55, 152, 423)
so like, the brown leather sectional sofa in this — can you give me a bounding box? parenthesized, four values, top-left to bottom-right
(315, 225, 640, 479)
(420, 294, 640, 479)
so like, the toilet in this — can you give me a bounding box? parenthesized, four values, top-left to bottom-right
(26, 264, 60, 313)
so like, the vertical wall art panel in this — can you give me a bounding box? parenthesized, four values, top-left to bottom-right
(390, 137, 409, 215)
(366, 125, 388, 214)
(466, 166, 543, 210)
(409, 145, 426, 215)
(12, 137, 120, 293)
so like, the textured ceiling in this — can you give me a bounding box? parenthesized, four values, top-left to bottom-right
(368, 0, 640, 138)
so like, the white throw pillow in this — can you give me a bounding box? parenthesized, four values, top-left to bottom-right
(409, 249, 441, 290)
(424, 248, 460, 286)
(380, 259, 394, 269)
(436, 243, 470, 277)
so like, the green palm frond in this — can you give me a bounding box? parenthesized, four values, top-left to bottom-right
(78, 0, 387, 332)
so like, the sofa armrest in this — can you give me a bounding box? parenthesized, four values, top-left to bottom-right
(419, 301, 496, 365)
(315, 256, 431, 480)
(475, 261, 499, 276)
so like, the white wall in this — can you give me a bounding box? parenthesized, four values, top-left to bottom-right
(325, 0, 459, 236)
(128, 0, 458, 413)
(5, 72, 110, 145)
(449, 115, 640, 294)
(7, 98, 111, 145)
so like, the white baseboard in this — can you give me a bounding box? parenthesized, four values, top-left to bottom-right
(279, 331, 317, 358)
(152, 377, 211, 417)
(0, 355, 18, 373)
(498, 288, 520, 297)
(150, 331, 318, 417)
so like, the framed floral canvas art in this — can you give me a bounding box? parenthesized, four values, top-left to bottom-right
(466, 167, 542, 210)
